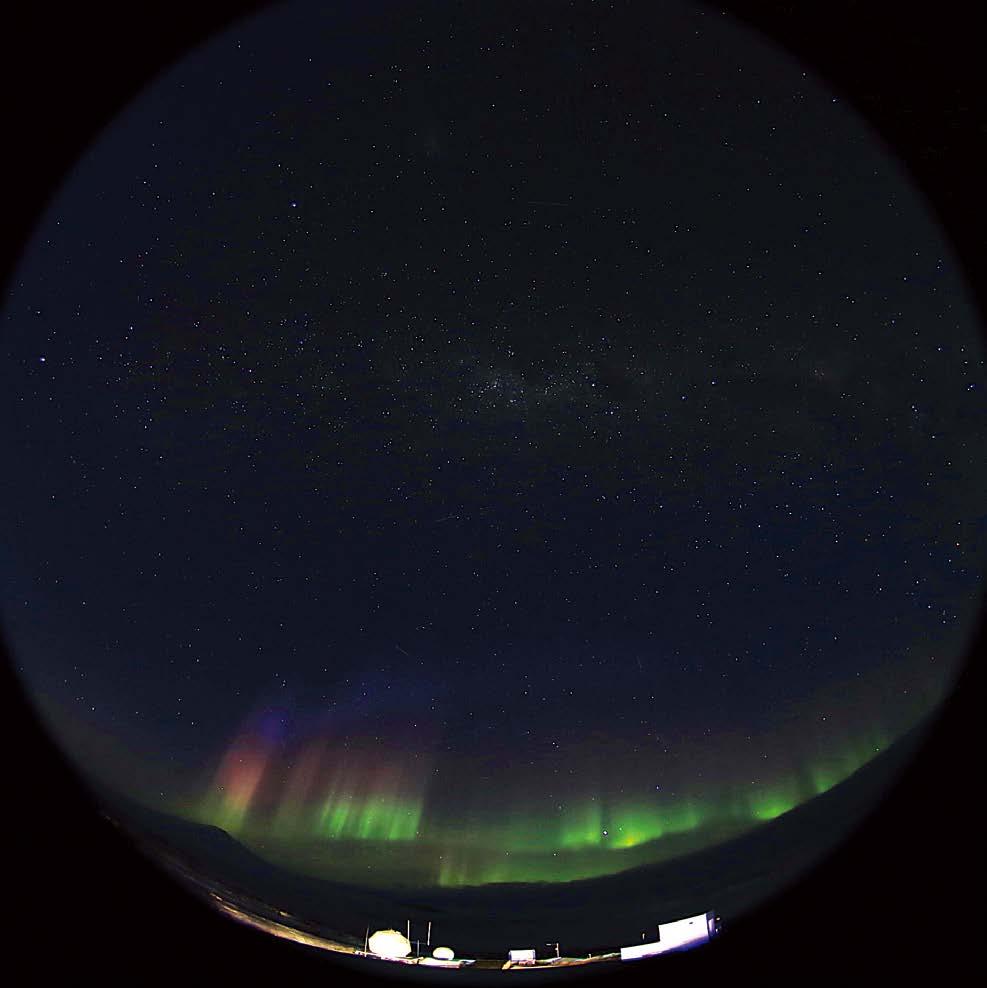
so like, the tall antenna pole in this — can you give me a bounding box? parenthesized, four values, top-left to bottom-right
(427, 921, 432, 947)
(407, 919, 411, 942)
(364, 926, 369, 953)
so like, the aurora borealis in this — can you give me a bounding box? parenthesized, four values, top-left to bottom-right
(1, 0, 984, 966)
(167, 692, 904, 888)
(197, 717, 429, 844)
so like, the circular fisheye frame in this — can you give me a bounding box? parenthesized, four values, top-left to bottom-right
(2, 1, 982, 982)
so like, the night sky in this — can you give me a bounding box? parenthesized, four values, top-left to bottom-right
(2, 0, 984, 907)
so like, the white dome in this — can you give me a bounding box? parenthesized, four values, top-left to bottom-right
(432, 946, 455, 960)
(368, 929, 412, 958)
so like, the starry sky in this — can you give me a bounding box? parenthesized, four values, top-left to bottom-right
(1, 0, 984, 892)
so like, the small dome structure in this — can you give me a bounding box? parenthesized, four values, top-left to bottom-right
(432, 946, 455, 960)
(368, 929, 412, 958)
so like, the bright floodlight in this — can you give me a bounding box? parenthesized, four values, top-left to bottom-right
(368, 929, 412, 958)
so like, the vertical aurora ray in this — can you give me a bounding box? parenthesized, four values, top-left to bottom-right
(437, 852, 468, 888)
(190, 708, 430, 854)
(215, 754, 266, 832)
(806, 724, 893, 796)
(746, 782, 801, 822)
(607, 796, 705, 848)
(809, 764, 841, 796)
(661, 799, 705, 835)
(558, 798, 604, 849)
(271, 740, 325, 837)
(313, 753, 425, 842)
(609, 803, 663, 849)
(318, 790, 355, 837)
(195, 715, 282, 834)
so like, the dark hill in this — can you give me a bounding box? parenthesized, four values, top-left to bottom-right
(87, 715, 931, 955)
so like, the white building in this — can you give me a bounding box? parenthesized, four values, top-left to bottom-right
(620, 910, 720, 960)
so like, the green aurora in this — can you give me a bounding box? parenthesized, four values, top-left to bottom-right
(176, 723, 893, 888)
